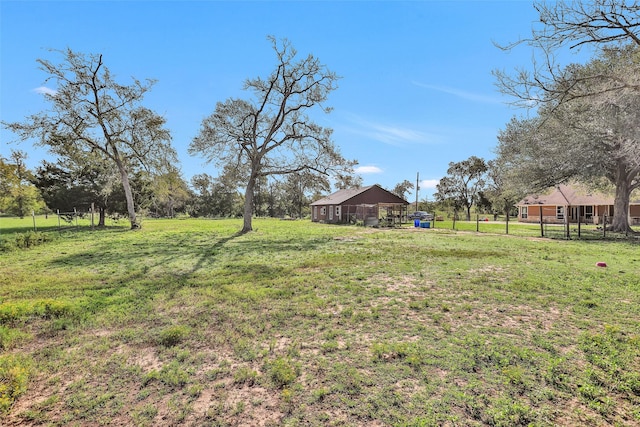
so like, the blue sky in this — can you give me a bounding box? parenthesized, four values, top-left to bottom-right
(1, 1, 588, 201)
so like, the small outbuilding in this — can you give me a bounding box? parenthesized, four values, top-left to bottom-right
(310, 184, 409, 226)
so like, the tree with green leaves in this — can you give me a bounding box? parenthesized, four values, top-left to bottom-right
(496, 46, 640, 233)
(189, 173, 243, 218)
(435, 156, 488, 221)
(391, 180, 414, 200)
(494, 1, 640, 233)
(151, 167, 191, 218)
(333, 172, 363, 191)
(484, 158, 524, 232)
(281, 171, 328, 218)
(33, 160, 107, 223)
(189, 37, 356, 233)
(3, 49, 176, 229)
(0, 150, 45, 217)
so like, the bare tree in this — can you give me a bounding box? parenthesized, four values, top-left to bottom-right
(190, 37, 356, 233)
(3, 49, 175, 229)
(494, 0, 640, 109)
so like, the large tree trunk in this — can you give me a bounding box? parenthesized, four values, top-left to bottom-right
(609, 165, 634, 233)
(98, 206, 106, 227)
(241, 173, 256, 234)
(115, 159, 139, 229)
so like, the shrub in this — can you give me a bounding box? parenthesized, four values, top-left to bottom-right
(158, 325, 190, 347)
(39, 300, 75, 319)
(0, 355, 30, 413)
(0, 231, 52, 252)
(266, 357, 298, 388)
(233, 366, 258, 386)
(0, 326, 27, 350)
(0, 300, 77, 324)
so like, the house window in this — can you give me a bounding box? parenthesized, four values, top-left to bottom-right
(320, 207, 326, 216)
(521, 206, 528, 219)
(335, 206, 341, 220)
(585, 206, 593, 218)
(329, 205, 334, 220)
(556, 206, 564, 220)
(313, 206, 317, 220)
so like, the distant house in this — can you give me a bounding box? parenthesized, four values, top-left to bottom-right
(516, 184, 640, 225)
(310, 184, 408, 225)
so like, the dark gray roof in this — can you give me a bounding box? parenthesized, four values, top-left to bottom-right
(310, 185, 376, 206)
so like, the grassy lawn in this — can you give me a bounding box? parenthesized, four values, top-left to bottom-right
(0, 218, 639, 426)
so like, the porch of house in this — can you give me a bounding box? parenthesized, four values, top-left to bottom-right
(518, 204, 613, 224)
(341, 203, 407, 226)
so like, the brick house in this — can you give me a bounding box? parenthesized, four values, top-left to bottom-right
(517, 184, 640, 225)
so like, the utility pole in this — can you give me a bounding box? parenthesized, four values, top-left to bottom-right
(415, 172, 419, 211)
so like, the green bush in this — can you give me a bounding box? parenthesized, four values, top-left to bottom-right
(0, 326, 27, 350)
(0, 231, 52, 252)
(0, 355, 30, 413)
(39, 300, 75, 319)
(0, 299, 77, 324)
(143, 361, 190, 389)
(158, 325, 190, 347)
(233, 366, 258, 386)
(266, 357, 298, 388)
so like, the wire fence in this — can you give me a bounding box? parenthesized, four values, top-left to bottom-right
(1, 210, 126, 235)
(428, 215, 640, 242)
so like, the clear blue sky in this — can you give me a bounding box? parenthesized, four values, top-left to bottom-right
(0, 1, 588, 201)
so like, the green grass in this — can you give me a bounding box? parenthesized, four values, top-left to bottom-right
(0, 217, 639, 426)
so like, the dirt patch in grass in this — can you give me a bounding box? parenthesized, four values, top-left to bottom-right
(464, 304, 564, 333)
(184, 380, 283, 425)
(127, 345, 162, 373)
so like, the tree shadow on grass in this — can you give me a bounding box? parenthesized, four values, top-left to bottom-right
(43, 228, 329, 298)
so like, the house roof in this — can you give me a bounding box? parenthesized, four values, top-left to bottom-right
(310, 184, 407, 206)
(517, 184, 614, 206)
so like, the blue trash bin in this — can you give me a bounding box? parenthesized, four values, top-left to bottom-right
(414, 219, 420, 227)
(420, 221, 430, 228)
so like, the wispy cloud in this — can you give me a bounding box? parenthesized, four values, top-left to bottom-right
(412, 81, 501, 104)
(355, 165, 383, 174)
(343, 114, 437, 146)
(33, 86, 57, 96)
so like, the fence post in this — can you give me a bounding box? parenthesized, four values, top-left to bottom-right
(476, 214, 479, 232)
(540, 211, 544, 238)
(57, 209, 61, 231)
(577, 215, 581, 238)
(32, 211, 37, 231)
(74, 207, 78, 229)
(506, 210, 510, 235)
(603, 215, 607, 238)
